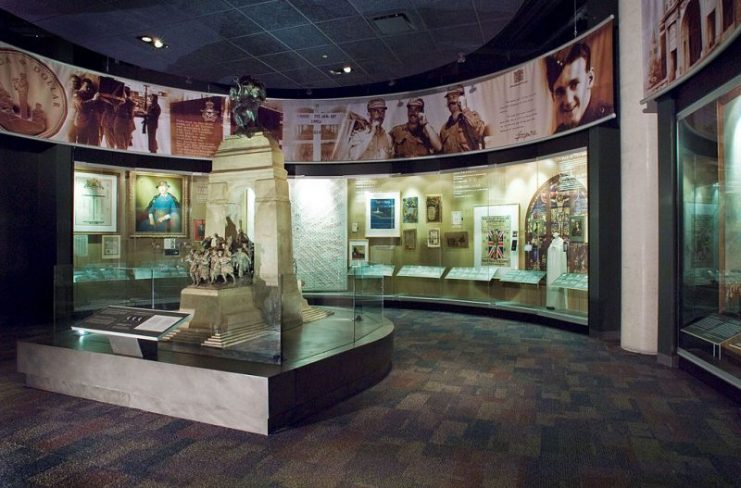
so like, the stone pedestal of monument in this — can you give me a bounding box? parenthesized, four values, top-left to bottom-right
(185, 132, 304, 335)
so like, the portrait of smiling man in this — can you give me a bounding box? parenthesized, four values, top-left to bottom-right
(546, 41, 612, 133)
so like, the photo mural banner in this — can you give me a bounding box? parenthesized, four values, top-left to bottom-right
(0, 18, 614, 163)
(642, 0, 741, 100)
(0, 41, 230, 159)
(280, 18, 614, 163)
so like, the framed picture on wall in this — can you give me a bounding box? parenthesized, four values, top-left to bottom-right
(130, 172, 188, 237)
(73, 170, 118, 233)
(402, 196, 418, 223)
(403, 229, 417, 250)
(365, 192, 400, 237)
(569, 215, 587, 243)
(474, 204, 520, 269)
(427, 228, 441, 248)
(426, 194, 442, 223)
(349, 239, 369, 264)
(445, 231, 469, 248)
(101, 235, 121, 259)
(192, 219, 206, 241)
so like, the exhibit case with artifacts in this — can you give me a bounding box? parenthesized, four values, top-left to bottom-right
(676, 76, 741, 389)
(290, 148, 590, 325)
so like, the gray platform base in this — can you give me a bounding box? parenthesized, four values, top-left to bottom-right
(17, 323, 393, 435)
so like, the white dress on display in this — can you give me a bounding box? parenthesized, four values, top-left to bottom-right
(546, 234, 567, 309)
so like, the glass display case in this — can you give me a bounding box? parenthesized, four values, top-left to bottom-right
(677, 78, 741, 387)
(290, 148, 589, 324)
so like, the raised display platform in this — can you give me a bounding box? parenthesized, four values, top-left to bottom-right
(17, 307, 393, 435)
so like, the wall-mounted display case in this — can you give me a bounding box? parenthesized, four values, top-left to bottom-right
(677, 76, 741, 388)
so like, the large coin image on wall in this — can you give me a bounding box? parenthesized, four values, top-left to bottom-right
(290, 179, 348, 291)
(524, 174, 588, 274)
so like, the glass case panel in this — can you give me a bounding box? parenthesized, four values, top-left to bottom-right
(678, 80, 741, 386)
(291, 147, 589, 323)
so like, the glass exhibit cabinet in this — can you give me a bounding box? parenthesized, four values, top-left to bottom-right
(290, 148, 590, 325)
(677, 76, 741, 387)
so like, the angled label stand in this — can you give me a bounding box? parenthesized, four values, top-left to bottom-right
(72, 306, 191, 359)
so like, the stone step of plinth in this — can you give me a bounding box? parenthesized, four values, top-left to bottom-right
(161, 327, 212, 344)
(202, 320, 272, 349)
(302, 306, 334, 324)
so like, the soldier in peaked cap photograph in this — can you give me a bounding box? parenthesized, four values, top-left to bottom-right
(390, 97, 442, 158)
(439, 85, 487, 154)
(545, 41, 613, 133)
(345, 97, 393, 160)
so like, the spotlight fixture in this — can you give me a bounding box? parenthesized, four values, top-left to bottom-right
(388, 80, 396, 87)
(138, 35, 167, 49)
(456, 52, 466, 63)
(329, 65, 352, 75)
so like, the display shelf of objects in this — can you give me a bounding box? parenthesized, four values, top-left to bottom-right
(395, 265, 446, 279)
(348, 264, 395, 277)
(132, 266, 189, 280)
(550, 272, 588, 290)
(681, 314, 741, 360)
(498, 269, 546, 285)
(444, 266, 498, 281)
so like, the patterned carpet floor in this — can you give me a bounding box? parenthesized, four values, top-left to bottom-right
(0, 308, 739, 487)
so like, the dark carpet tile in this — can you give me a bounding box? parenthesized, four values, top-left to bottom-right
(1, 308, 740, 487)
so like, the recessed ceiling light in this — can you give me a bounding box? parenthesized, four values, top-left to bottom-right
(321, 54, 328, 59)
(153, 38, 165, 49)
(342, 65, 352, 73)
(139, 35, 153, 43)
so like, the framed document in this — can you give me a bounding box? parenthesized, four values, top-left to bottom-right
(73, 170, 118, 233)
(349, 239, 369, 264)
(130, 172, 188, 237)
(102, 235, 121, 259)
(427, 228, 441, 248)
(365, 192, 400, 238)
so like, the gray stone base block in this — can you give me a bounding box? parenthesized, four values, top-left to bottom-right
(17, 322, 393, 435)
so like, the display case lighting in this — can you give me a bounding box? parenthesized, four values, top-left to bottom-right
(138, 35, 167, 49)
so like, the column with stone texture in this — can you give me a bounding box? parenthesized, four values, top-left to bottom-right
(619, 0, 659, 354)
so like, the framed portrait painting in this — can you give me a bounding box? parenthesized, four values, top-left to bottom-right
(130, 172, 188, 237)
(365, 192, 400, 238)
(73, 170, 118, 233)
(349, 239, 369, 265)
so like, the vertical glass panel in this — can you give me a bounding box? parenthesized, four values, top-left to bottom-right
(678, 81, 741, 384)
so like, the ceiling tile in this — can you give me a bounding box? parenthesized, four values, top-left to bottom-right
(197, 11, 263, 38)
(218, 57, 276, 76)
(169, 0, 233, 17)
(272, 25, 331, 50)
(173, 40, 248, 65)
(414, 1, 477, 29)
(430, 24, 483, 53)
(473, 0, 525, 17)
(289, 0, 358, 22)
(296, 45, 351, 66)
(339, 39, 395, 62)
(283, 67, 333, 85)
(231, 32, 289, 57)
(316, 16, 376, 44)
(383, 31, 436, 56)
(240, 1, 308, 31)
(258, 50, 312, 71)
(349, 0, 414, 15)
